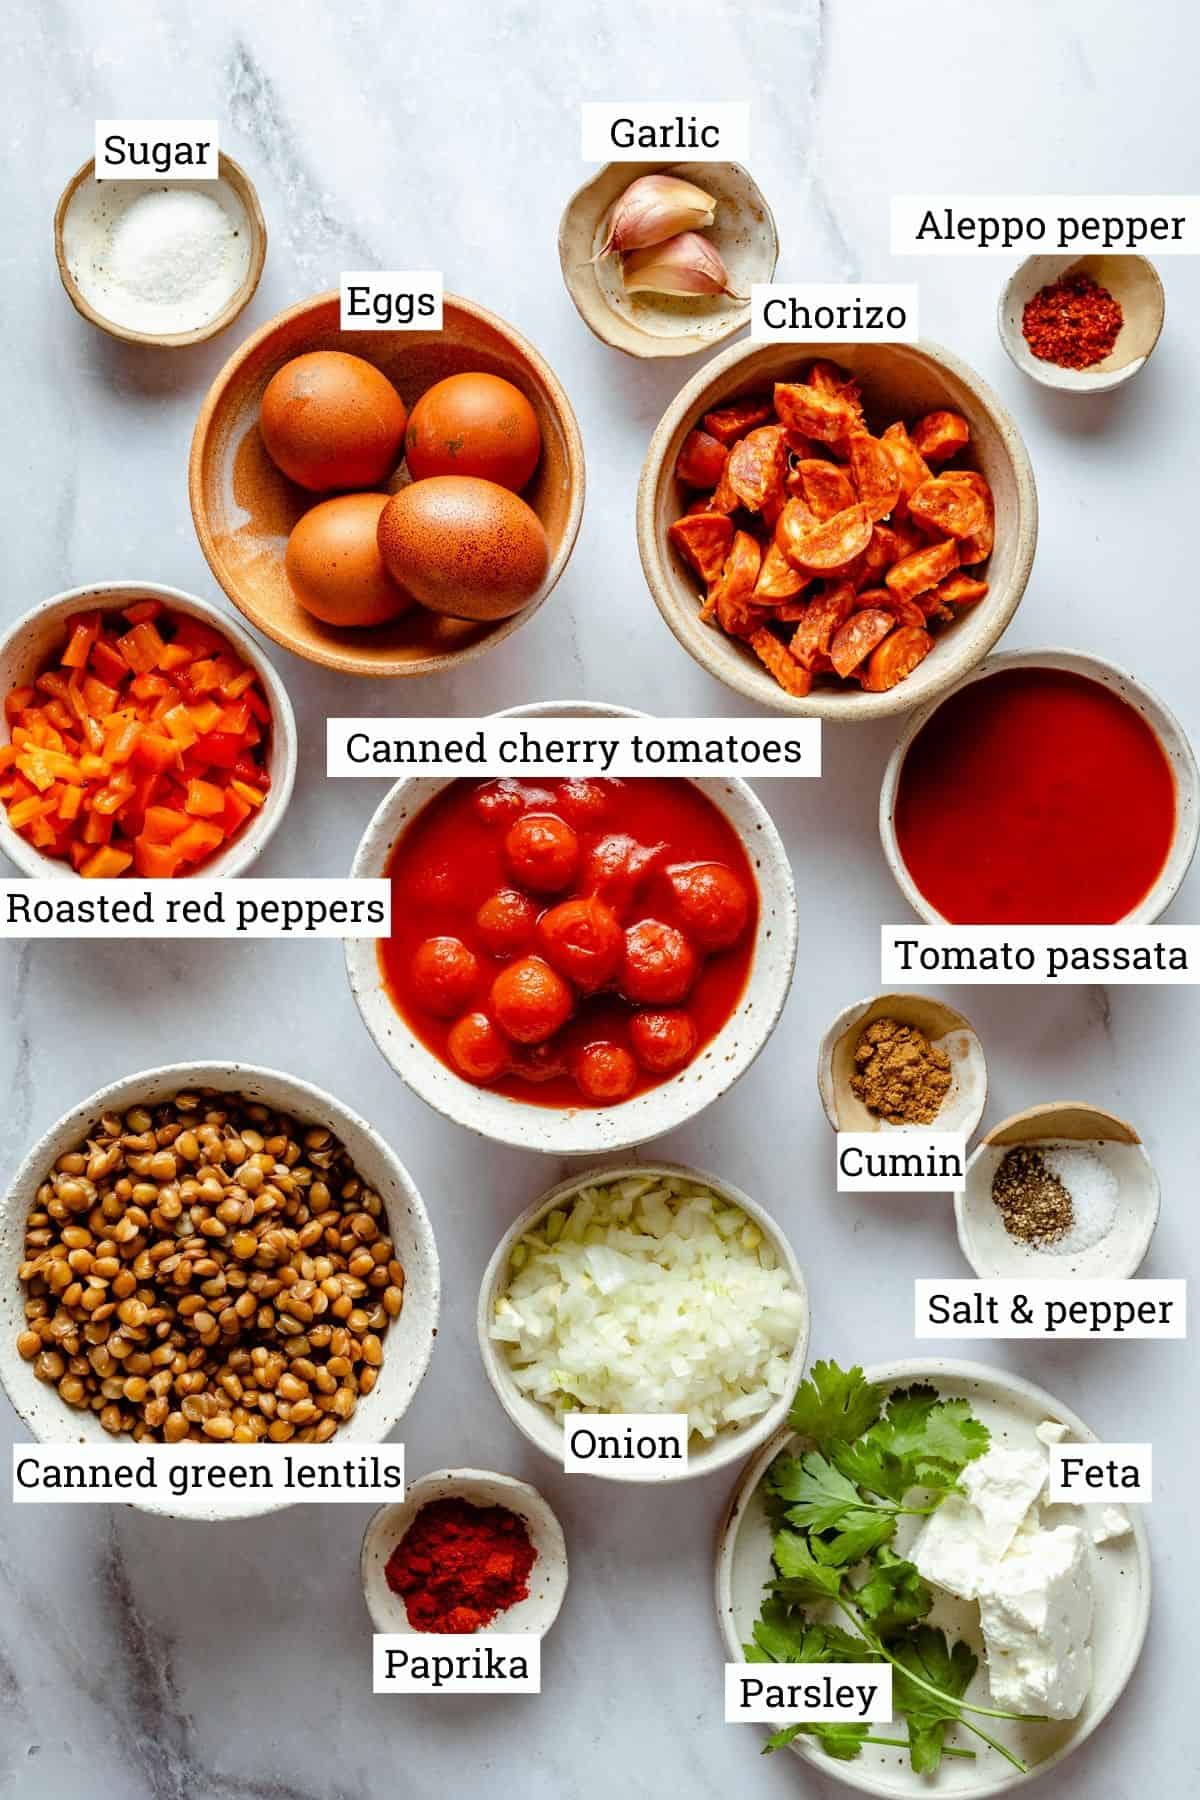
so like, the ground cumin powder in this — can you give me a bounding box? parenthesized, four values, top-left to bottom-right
(850, 1017, 952, 1125)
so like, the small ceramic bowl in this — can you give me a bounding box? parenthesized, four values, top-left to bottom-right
(955, 1101, 1160, 1280)
(54, 155, 267, 349)
(345, 699, 798, 1155)
(880, 646, 1200, 925)
(0, 1062, 440, 1521)
(817, 992, 987, 1138)
(477, 1161, 810, 1484)
(0, 581, 297, 879)
(637, 336, 1037, 718)
(189, 290, 585, 678)
(361, 1468, 568, 1635)
(998, 254, 1165, 393)
(558, 159, 778, 359)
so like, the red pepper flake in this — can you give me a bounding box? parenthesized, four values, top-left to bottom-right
(385, 1496, 537, 1634)
(1021, 270, 1124, 371)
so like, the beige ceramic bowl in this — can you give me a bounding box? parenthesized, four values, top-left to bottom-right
(361, 1468, 568, 1635)
(0, 581, 297, 880)
(637, 336, 1037, 718)
(189, 291, 585, 677)
(880, 647, 1200, 924)
(477, 1162, 810, 1483)
(999, 254, 1165, 393)
(345, 699, 798, 1156)
(817, 991, 988, 1139)
(558, 159, 778, 359)
(955, 1101, 1160, 1281)
(54, 154, 267, 349)
(0, 1062, 440, 1521)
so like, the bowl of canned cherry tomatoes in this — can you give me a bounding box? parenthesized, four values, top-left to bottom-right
(345, 702, 798, 1154)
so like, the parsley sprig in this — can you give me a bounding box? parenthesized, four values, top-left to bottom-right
(745, 1361, 1048, 1775)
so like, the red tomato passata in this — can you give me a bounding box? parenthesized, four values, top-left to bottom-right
(404, 372, 542, 492)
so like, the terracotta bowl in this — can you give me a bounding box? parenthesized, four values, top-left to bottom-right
(637, 337, 1038, 719)
(558, 159, 778, 359)
(189, 292, 585, 677)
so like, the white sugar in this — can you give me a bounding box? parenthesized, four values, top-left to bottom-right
(1037, 1143, 1120, 1253)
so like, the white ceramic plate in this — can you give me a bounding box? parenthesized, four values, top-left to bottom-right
(715, 1358, 1150, 1796)
(478, 1161, 810, 1483)
(346, 701, 799, 1155)
(361, 1467, 568, 1636)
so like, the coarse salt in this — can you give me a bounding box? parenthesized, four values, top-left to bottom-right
(1037, 1142, 1120, 1254)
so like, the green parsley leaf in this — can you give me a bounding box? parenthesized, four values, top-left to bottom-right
(786, 1360, 885, 1451)
(852, 1548, 932, 1637)
(763, 1722, 872, 1760)
(891, 1626, 978, 1774)
(770, 1452, 867, 1532)
(770, 1529, 845, 1602)
(748, 1600, 868, 1665)
(809, 1511, 897, 1567)
(834, 1387, 989, 1501)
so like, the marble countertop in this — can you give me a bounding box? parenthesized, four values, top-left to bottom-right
(3, 2, 1196, 1795)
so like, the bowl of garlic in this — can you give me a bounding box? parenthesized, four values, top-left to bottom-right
(558, 161, 778, 359)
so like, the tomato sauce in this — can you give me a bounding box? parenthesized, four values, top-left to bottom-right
(379, 776, 758, 1107)
(894, 667, 1176, 924)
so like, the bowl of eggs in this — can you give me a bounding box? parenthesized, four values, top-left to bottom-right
(189, 291, 586, 677)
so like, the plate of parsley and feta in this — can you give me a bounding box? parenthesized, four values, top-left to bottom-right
(715, 1358, 1150, 1796)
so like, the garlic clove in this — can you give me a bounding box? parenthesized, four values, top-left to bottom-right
(621, 231, 744, 300)
(594, 174, 717, 259)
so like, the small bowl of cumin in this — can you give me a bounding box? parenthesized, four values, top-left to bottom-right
(816, 991, 987, 1139)
(998, 254, 1165, 394)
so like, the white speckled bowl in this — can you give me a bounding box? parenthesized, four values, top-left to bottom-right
(955, 1101, 1160, 1280)
(345, 700, 798, 1156)
(817, 992, 988, 1139)
(880, 647, 1200, 924)
(638, 336, 1037, 719)
(0, 582, 297, 880)
(361, 1467, 568, 1636)
(477, 1161, 810, 1483)
(558, 160, 778, 359)
(0, 1062, 440, 1521)
(998, 254, 1165, 393)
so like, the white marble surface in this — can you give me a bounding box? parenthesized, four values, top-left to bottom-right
(2, 2, 1197, 1795)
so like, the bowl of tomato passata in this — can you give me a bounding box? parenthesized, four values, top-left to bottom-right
(345, 703, 798, 1154)
(880, 648, 1199, 925)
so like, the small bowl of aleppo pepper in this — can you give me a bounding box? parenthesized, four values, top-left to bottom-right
(998, 254, 1165, 394)
(637, 338, 1037, 718)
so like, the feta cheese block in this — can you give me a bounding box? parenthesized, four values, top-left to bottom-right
(913, 1446, 1048, 1600)
(1091, 1505, 1132, 1545)
(978, 1525, 1094, 1720)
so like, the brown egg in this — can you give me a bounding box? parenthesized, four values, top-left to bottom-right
(376, 476, 549, 620)
(285, 493, 413, 628)
(260, 352, 407, 492)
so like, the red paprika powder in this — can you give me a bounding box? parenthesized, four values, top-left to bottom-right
(1021, 270, 1124, 370)
(385, 1497, 537, 1633)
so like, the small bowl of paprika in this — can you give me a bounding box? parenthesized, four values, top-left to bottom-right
(998, 254, 1165, 394)
(361, 1467, 569, 1637)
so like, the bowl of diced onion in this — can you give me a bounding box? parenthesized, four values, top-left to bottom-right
(476, 1162, 809, 1483)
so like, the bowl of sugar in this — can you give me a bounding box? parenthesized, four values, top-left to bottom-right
(54, 153, 267, 347)
(955, 1101, 1159, 1280)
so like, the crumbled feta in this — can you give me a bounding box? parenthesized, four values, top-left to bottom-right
(913, 1446, 1047, 1600)
(978, 1526, 1093, 1720)
(1091, 1505, 1132, 1545)
(1035, 1417, 1070, 1447)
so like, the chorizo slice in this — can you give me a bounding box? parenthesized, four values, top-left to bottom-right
(880, 421, 931, 515)
(885, 537, 961, 602)
(748, 627, 814, 697)
(702, 395, 775, 446)
(926, 573, 989, 611)
(860, 624, 934, 692)
(847, 433, 901, 522)
(774, 381, 858, 446)
(806, 360, 866, 430)
(908, 475, 988, 541)
(668, 512, 733, 586)
(674, 429, 728, 490)
(788, 581, 857, 670)
(858, 586, 927, 628)
(753, 538, 809, 603)
(708, 455, 742, 514)
(793, 458, 857, 520)
(727, 425, 789, 514)
(945, 470, 995, 562)
(829, 608, 895, 679)
(777, 500, 872, 574)
(704, 530, 763, 638)
(911, 410, 970, 463)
